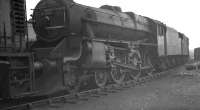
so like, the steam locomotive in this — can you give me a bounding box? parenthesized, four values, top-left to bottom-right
(0, 0, 189, 99)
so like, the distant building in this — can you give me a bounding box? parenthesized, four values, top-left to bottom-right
(26, 19, 36, 41)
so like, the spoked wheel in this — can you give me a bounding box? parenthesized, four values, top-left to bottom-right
(63, 70, 80, 94)
(94, 71, 108, 88)
(110, 66, 126, 84)
(129, 52, 142, 81)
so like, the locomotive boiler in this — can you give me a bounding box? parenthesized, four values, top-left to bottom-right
(33, 0, 154, 42)
(0, 0, 189, 99)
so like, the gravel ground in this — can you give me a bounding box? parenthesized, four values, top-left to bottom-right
(34, 66, 200, 110)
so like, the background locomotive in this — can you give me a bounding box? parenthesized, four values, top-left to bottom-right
(194, 47, 200, 61)
(0, 0, 189, 99)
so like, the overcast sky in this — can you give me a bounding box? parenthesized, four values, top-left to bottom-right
(26, 0, 200, 50)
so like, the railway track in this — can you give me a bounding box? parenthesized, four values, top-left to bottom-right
(0, 67, 178, 110)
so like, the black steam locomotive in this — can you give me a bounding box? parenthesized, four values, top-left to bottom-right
(0, 0, 189, 99)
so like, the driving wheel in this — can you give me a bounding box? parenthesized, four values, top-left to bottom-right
(110, 66, 126, 84)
